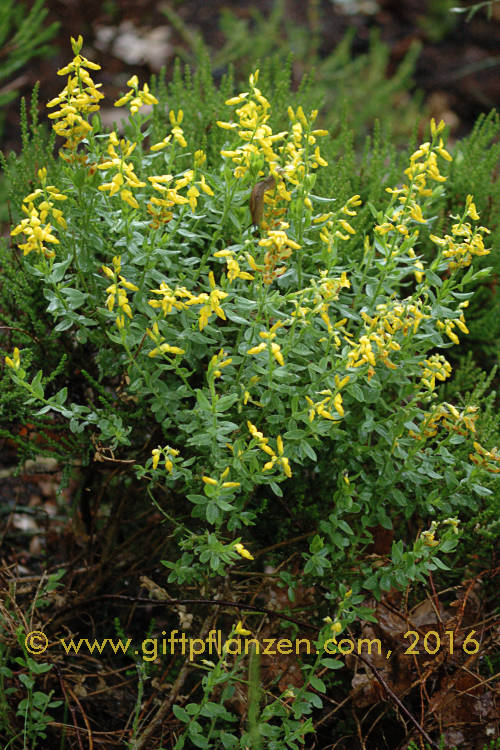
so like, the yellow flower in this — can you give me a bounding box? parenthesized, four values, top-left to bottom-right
(5, 348, 21, 370)
(234, 543, 254, 560)
(120, 189, 139, 209)
(421, 530, 439, 547)
(202, 475, 218, 486)
(443, 517, 460, 534)
(148, 343, 185, 357)
(333, 393, 344, 417)
(198, 174, 213, 196)
(280, 456, 292, 478)
(196, 272, 227, 331)
(410, 204, 426, 223)
(465, 194, 479, 221)
(152, 448, 161, 470)
(430, 118, 445, 138)
(194, 149, 206, 166)
(150, 135, 172, 152)
(234, 621, 252, 636)
(270, 342, 284, 366)
(114, 77, 158, 113)
(169, 109, 187, 147)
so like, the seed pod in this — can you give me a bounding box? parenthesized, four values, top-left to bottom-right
(249, 174, 276, 227)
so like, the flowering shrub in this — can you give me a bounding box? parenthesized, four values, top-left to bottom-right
(3, 36, 499, 747)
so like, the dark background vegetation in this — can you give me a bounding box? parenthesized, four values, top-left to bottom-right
(3, 0, 500, 152)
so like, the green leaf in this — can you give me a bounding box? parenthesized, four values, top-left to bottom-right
(62, 287, 88, 309)
(320, 658, 344, 670)
(172, 704, 190, 722)
(302, 441, 317, 461)
(54, 318, 74, 332)
(217, 393, 239, 411)
(49, 257, 72, 283)
(432, 556, 450, 570)
(195, 389, 211, 410)
(309, 675, 326, 692)
(206, 502, 220, 524)
(471, 483, 492, 497)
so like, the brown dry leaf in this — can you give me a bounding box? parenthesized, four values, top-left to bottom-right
(348, 592, 452, 708)
(428, 670, 499, 747)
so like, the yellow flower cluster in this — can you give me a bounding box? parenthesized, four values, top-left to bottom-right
(409, 402, 478, 441)
(403, 119, 452, 194)
(5, 347, 21, 370)
(97, 132, 146, 208)
(217, 70, 286, 179)
(213, 248, 254, 283)
(314, 195, 362, 250)
(420, 519, 459, 547)
(285, 105, 328, 183)
(114, 75, 158, 114)
(208, 348, 232, 380)
(247, 421, 292, 477)
(420, 521, 440, 548)
(346, 334, 378, 375)
(11, 168, 67, 259)
(148, 282, 190, 316)
(217, 71, 328, 233)
(365, 299, 430, 336)
(102, 255, 139, 328)
(247, 321, 285, 366)
(430, 195, 490, 271)
(469, 442, 500, 474)
(378, 126, 451, 235)
(375, 120, 453, 281)
(436, 301, 469, 345)
(148, 272, 227, 332)
(151, 109, 187, 151)
(202, 466, 241, 489)
(309, 270, 350, 334)
(419, 354, 452, 391)
(348, 298, 431, 377)
(47, 35, 104, 153)
(305, 379, 348, 422)
(197, 272, 227, 331)
(147, 169, 213, 227)
(146, 321, 185, 358)
(286, 273, 350, 346)
(147, 283, 183, 316)
(258, 222, 301, 285)
(242, 375, 263, 408)
(151, 444, 180, 472)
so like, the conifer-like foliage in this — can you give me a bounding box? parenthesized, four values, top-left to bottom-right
(0, 0, 58, 129)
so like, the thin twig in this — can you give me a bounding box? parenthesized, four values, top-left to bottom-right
(355, 652, 439, 750)
(52, 593, 320, 632)
(53, 662, 85, 750)
(133, 610, 216, 750)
